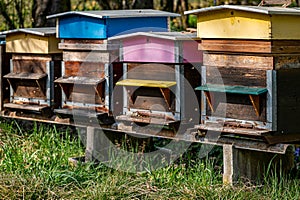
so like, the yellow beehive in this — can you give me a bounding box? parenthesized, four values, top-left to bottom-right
(185, 5, 300, 40)
(5, 27, 61, 54)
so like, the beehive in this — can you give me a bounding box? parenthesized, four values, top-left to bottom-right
(185, 5, 300, 143)
(0, 28, 62, 117)
(110, 32, 202, 128)
(47, 10, 180, 39)
(186, 5, 300, 40)
(49, 10, 180, 121)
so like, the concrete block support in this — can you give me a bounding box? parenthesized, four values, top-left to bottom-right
(85, 126, 109, 162)
(223, 144, 294, 185)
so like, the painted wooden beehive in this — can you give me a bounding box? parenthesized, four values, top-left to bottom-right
(48, 10, 180, 121)
(1, 28, 62, 117)
(109, 32, 202, 129)
(47, 10, 179, 39)
(185, 5, 300, 144)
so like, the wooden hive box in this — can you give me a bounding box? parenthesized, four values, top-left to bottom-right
(49, 10, 180, 121)
(185, 5, 300, 40)
(5, 27, 61, 54)
(185, 6, 300, 144)
(0, 28, 62, 117)
(53, 39, 120, 118)
(47, 10, 180, 39)
(109, 32, 202, 129)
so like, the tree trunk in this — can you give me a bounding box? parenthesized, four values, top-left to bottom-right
(15, 0, 25, 28)
(0, 1, 16, 29)
(97, 0, 122, 10)
(132, 0, 154, 9)
(175, 0, 188, 30)
(161, 0, 174, 12)
(32, 0, 71, 27)
(97, 0, 153, 10)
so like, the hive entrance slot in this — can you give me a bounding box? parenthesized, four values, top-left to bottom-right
(55, 76, 105, 104)
(116, 79, 176, 113)
(4, 72, 48, 98)
(196, 84, 267, 116)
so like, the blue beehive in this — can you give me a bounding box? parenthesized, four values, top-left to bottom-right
(47, 10, 180, 39)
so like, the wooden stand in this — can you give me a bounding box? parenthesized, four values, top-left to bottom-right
(83, 126, 294, 185)
(223, 144, 294, 185)
(85, 126, 109, 162)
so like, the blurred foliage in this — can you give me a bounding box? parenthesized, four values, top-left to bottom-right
(0, 0, 300, 31)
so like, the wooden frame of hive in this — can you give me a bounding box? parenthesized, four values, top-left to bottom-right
(110, 32, 202, 128)
(0, 28, 62, 117)
(185, 5, 300, 143)
(47, 10, 180, 121)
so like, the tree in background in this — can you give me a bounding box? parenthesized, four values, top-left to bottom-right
(1, 0, 299, 31)
(0, 0, 29, 29)
(32, 0, 71, 27)
(0, 0, 71, 29)
(96, 0, 154, 9)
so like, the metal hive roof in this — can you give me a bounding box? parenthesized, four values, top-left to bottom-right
(109, 31, 198, 41)
(0, 27, 56, 36)
(47, 9, 180, 19)
(185, 5, 300, 15)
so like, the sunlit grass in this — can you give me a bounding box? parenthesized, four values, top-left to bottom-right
(0, 120, 299, 199)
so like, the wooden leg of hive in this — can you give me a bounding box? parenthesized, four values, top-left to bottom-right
(85, 126, 109, 162)
(223, 144, 294, 185)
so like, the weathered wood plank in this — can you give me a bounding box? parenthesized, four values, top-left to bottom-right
(200, 39, 272, 53)
(4, 72, 47, 80)
(206, 66, 267, 87)
(63, 51, 117, 63)
(70, 92, 104, 104)
(127, 63, 175, 81)
(54, 108, 106, 117)
(55, 76, 105, 85)
(63, 39, 106, 44)
(12, 60, 47, 73)
(59, 43, 119, 51)
(203, 53, 274, 69)
(12, 54, 53, 61)
(4, 103, 48, 111)
(196, 124, 269, 136)
(116, 114, 178, 126)
(64, 61, 105, 78)
(200, 39, 300, 54)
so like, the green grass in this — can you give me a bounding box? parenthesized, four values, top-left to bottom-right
(0, 120, 299, 199)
